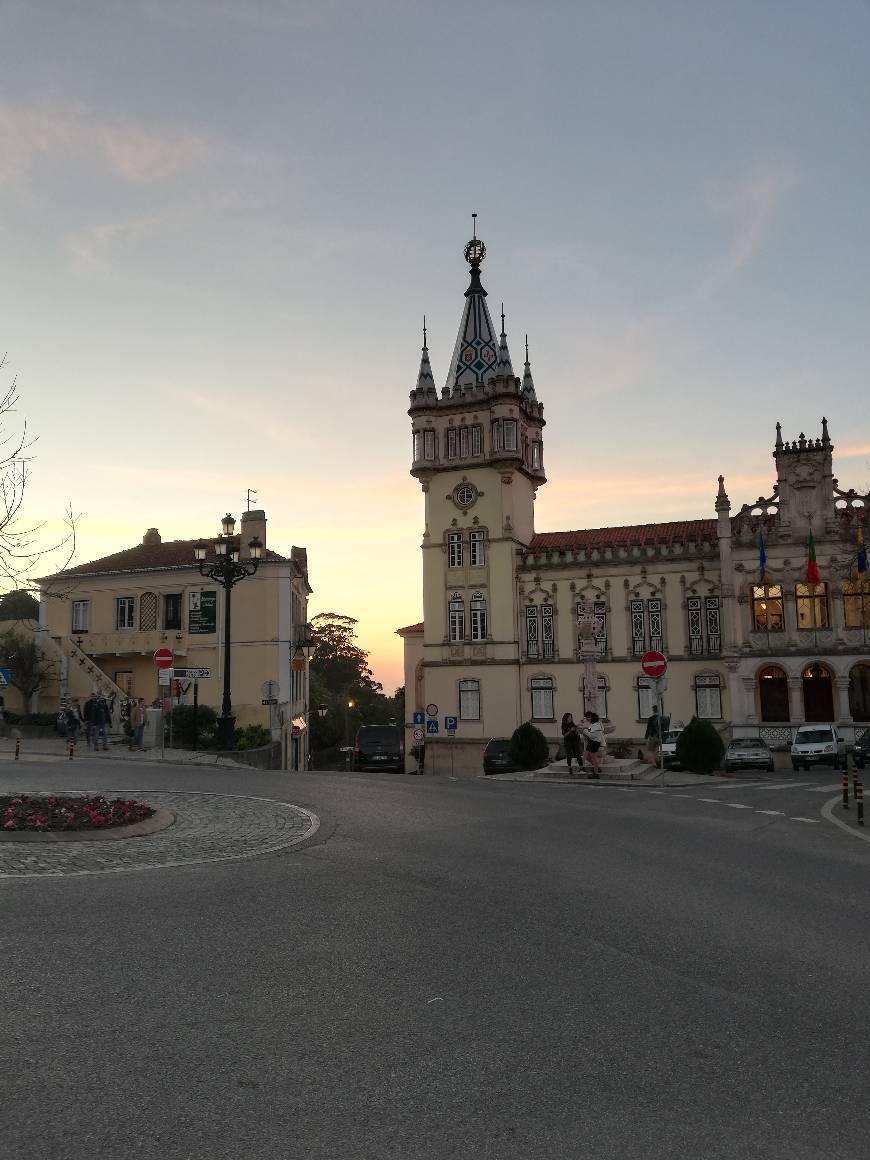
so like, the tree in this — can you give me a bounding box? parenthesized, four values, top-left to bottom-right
(675, 717, 725, 774)
(0, 589, 39, 620)
(0, 626, 55, 713)
(509, 722, 550, 770)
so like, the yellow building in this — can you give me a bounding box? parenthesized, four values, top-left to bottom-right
(36, 509, 314, 767)
(401, 233, 870, 776)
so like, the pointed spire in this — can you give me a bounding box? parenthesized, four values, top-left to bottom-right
(445, 226, 499, 392)
(495, 303, 515, 378)
(821, 416, 831, 448)
(715, 474, 731, 513)
(521, 334, 537, 400)
(775, 421, 783, 451)
(415, 315, 435, 391)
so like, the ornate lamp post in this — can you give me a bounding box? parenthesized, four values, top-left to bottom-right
(194, 513, 263, 750)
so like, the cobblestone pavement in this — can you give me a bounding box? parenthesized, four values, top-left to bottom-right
(0, 790, 319, 878)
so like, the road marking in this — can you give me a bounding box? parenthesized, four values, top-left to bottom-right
(672, 793, 691, 798)
(698, 798, 722, 804)
(821, 795, 870, 843)
(752, 782, 803, 791)
(790, 817, 821, 824)
(755, 809, 785, 816)
(648, 790, 665, 795)
(727, 803, 753, 809)
(803, 784, 842, 793)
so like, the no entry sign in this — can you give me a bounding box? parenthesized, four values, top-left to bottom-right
(153, 647, 174, 670)
(640, 650, 667, 679)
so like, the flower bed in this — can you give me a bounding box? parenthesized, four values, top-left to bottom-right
(1, 794, 155, 832)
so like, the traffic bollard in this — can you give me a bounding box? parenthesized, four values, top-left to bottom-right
(68, 738, 75, 761)
(14, 737, 20, 760)
(857, 781, 864, 827)
(842, 771, 849, 809)
(853, 769, 859, 800)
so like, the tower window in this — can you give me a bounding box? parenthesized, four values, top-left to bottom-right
(448, 596, 465, 642)
(447, 428, 458, 459)
(413, 431, 422, 461)
(471, 425, 483, 455)
(503, 420, 518, 452)
(470, 530, 485, 567)
(423, 430, 435, 460)
(447, 532, 463, 568)
(460, 427, 469, 457)
(470, 593, 487, 641)
(531, 441, 542, 469)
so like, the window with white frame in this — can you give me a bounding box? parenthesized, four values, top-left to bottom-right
(583, 675, 608, 719)
(446, 428, 458, 459)
(531, 676, 555, 720)
(687, 596, 721, 655)
(459, 678, 480, 720)
(503, 419, 518, 451)
(448, 595, 465, 642)
(413, 431, 422, 461)
(470, 592, 487, 641)
(541, 603, 554, 657)
(459, 426, 469, 457)
(491, 420, 501, 453)
(531, 441, 542, 469)
(470, 530, 485, 567)
(423, 429, 435, 460)
(116, 596, 135, 630)
(637, 677, 657, 721)
(695, 673, 722, 719)
(447, 532, 463, 568)
(630, 598, 663, 655)
(526, 605, 539, 658)
(71, 600, 90, 633)
(471, 425, 483, 455)
(577, 600, 607, 658)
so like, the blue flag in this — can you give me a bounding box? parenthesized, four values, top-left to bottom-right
(758, 533, 768, 584)
(858, 528, 867, 574)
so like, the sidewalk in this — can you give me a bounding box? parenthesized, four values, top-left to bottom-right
(489, 760, 722, 787)
(0, 737, 248, 768)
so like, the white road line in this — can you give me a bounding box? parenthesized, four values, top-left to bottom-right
(756, 809, 785, 816)
(648, 790, 665, 795)
(752, 782, 803, 791)
(821, 795, 870, 843)
(672, 793, 691, 798)
(727, 804, 753, 809)
(790, 817, 821, 824)
(698, 798, 722, 803)
(803, 784, 842, 793)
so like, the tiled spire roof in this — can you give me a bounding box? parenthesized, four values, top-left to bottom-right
(495, 304, 515, 377)
(445, 230, 499, 392)
(521, 335, 537, 401)
(415, 317, 436, 391)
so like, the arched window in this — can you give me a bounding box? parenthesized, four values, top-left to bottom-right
(139, 592, 157, 631)
(802, 662, 834, 723)
(795, 583, 829, 630)
(470, 593, 487, 641)
(843, 578, 870, 628)
(448, 595, 464, 642)
(695, 673, 722, 720)
(849, 663, 870, 722)
(751, 585, 784, 632)
(530, 676, 554, 720)
(758, 665, 789, 722)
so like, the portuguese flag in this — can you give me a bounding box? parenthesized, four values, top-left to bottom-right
(806, 529, 821, 586)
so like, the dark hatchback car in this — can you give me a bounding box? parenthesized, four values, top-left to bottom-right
(354, 725, 404, 772)
(482, 738, 523, 775)
(854, 730, 869, 770)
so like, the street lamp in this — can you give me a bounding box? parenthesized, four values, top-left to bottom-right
(193, 515, 263, 749)
(317, 704, 328, 719)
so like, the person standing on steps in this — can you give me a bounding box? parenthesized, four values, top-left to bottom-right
(561, 712, 583, 775)
(582, 712, 604, 779)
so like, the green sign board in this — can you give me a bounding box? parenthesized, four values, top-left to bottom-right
(188, 590, 217, 634)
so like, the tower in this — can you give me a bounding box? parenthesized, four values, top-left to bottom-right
(408, 228, 546, 752)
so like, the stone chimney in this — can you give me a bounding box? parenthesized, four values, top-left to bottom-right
(240, 509, 267, 559)
(143, 528, 161, 546)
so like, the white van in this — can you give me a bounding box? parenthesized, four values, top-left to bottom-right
(790, 724, 846, 771)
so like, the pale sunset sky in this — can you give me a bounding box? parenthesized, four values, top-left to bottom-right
(2, 1, 868, 693)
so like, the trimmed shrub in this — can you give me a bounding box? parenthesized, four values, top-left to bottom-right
(170, 704, 218, 749)
(235, 724, 272, 750)
(509, 722, 550, 770)
(675, 717, 725, 774)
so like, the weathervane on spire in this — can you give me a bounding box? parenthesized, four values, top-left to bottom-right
(464, 211, 486, 267)
(422, 314, 427, 349)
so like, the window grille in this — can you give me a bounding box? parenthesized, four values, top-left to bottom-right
(470, 530, 485, 567)
(541, 603, 555, 659)
(447, 532, 463, 568)
(592, 601, 607, 657)
(459, 678, 480, 720)
(630, 600, 646, 656)
(526, 606, 539, 659)
(688, 596, 720, 654)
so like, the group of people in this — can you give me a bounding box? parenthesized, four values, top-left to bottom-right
(560, 711, 605, 778)
(58, 693, 115, 750)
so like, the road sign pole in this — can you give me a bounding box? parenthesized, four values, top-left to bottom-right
(193, 681, 199, 752)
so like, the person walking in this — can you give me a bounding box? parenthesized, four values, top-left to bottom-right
(64, 700, 83, 745)
(129, 697, 147, 752)
(93, 694, 112, 751)
(83, 692, 99, 750)
(561, 712, 583, 775)
(582, 711, 605, 779)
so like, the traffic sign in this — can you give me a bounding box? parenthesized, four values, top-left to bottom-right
(426, 719, 439, 734)
(0, 667, 10, 689)
(261, 697, 278, 706)
(444, 716, 458, 732)
(261, 679, 279, 699)
(413, 726, 424, 742)
(174, 667, 211, 680)
(640, 650, 667, 679)
(153, 647, 174, 670)
(426, 703, 438, 717)
(158, 669, 172, 686)
(412, 710, 425, 726)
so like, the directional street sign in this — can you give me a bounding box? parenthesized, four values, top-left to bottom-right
(261, 698, 278, 706)
(413, 727, 424, 742)
(426, 719, 439, 734)
(0, 667, 10, 689)
(158, 669, 172, 686)
(174, 667, 211, 680)
(412, 710, 425, 726)
(640, 650, 668, 679)
(444, 716, 458, 732)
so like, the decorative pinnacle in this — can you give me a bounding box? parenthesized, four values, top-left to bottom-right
(716, 474, 731, 512)
(775, 421, 783, 450)
(422, 314, 427, 350)
(500, 303, 506, 338)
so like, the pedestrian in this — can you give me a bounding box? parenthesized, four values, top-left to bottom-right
(582, 711, 604, 779)
(64, 699, 83, 744)
(83, 692, 99, 749)
(561, 712, 583, 775)
(129, 697, 147, 752)
(93, 695, 112, 751)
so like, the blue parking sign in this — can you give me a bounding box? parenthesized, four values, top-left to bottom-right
(426, 719, 439, 734)
(412, 710, 425, 725)
(444, 716, 458, 732)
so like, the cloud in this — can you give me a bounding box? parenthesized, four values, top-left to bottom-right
(701, 164, 796, 289)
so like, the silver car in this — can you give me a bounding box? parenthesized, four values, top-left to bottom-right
(660, 729, 683, 770)
(790, 724, 846, 771)
(724, 736, 774, 774)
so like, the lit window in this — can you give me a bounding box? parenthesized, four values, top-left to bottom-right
(447, 532, 463, 568)
(448, 595, 465, 642)
(695, 673, 722, 719)
(531, 676, 554, 720)
(796, 583, 829, 629)
(470, 530, 485, 567)
(459, 678, 480, 720)
(844, 579, 870, 628)
(470, 593, 487, 641)
(751, 585, 784, 631)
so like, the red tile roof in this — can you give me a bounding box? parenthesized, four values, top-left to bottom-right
(43, 537, 287, 580)
(396, 621, 424, 635)
(527, 520, 717, 552)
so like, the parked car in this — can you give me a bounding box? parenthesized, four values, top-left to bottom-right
(853, 729, 869, 770)
(353, 725, 404, 772)
(660, 729, 684, 770)
(724, 736, 774, 774)
(483, 737, 523, 775)
(790, 724, 847, 771)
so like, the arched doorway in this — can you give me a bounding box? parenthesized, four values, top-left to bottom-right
(758, 665, 789, 722)
(802, 663, 834, 722)
(849, 663, 870, 722)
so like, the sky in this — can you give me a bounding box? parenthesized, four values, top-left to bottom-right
(1, 0, 869, 693)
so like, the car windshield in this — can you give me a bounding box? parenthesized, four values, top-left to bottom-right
(795, 729, 834, 744)
(486, 740, 511, 755)
(358, 727, 399, 742)
(730, 738, 765, 749)
(663, 731, 682, 743)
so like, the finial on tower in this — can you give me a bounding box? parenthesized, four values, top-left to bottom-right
(522, 334, 537, 400)
(464, 213, 486, 268)
(715, 474, 731, 513)
(821, 416, 831, 447)
(495, 304, 514, 378)
(775, 421, 783, 451)
(422, 314, 427, 350)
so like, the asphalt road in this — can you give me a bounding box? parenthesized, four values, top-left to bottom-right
(3, 760, 870, 1160)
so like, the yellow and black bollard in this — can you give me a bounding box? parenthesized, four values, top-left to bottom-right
(853, 768, 859, 801)
(857, 781, 864, 827)
(14, 736, 20, 761)
(68, 738, 75, 761)
(842, 770, 849, 809)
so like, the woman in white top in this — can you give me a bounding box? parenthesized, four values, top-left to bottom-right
(582, 712, 604, 779)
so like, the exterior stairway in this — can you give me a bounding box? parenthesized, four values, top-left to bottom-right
(42, 632, 132, 733)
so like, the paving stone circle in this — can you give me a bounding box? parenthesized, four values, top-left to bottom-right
(0, 790, 319, 879)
